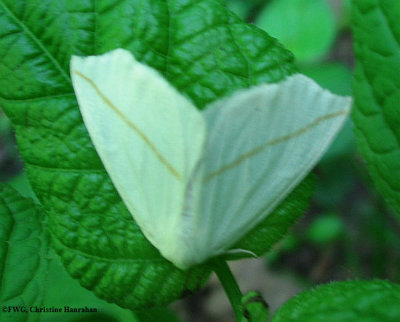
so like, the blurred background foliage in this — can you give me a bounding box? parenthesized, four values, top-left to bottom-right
(1, 0, 399, 321)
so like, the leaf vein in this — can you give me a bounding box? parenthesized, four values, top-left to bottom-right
(0, 1, 70, 82)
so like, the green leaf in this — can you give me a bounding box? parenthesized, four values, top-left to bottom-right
(224, 0, 250, 19)
(0, 184, 49, 322)
(135, 307, 180, 322)
(41, 254, 140, 322)
(306, 212, 345, 245)
(0, 0, 310, 309)
(272, 280, 400, 321)
(301, 63, 353, 96)
(340, 0, 352, 30)
(256, 0, 336, 63)
(6, 172, 37, 201)
(241, 291, 269, 322)
(352, 0, 400, 219)
(0, 184, 163, 322)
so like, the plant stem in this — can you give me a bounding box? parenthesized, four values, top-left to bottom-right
(213, 258, 243, 321)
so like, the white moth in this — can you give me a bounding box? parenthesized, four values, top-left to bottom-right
(70, 49, 351, 269)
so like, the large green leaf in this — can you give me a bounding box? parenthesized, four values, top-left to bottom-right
(272, 280, 400, 321)
(0, 0, 311, 309)
(0, 184, 148, 322)
(352, 0, 400, 218)
(41, 253, 141, 322)
(0, 185, 48, 322)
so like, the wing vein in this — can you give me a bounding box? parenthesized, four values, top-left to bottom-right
(73, 70, 182, 181)
(205, 109, 348, 181)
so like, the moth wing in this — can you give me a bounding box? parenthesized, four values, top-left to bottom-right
(70, 49, 206, 265)
(193, 74, 351, 260)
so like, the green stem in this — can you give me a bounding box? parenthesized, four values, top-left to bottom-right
(213, 259, 243, 321)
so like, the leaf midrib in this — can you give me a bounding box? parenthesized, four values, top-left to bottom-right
(0, 0, 70, 83)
